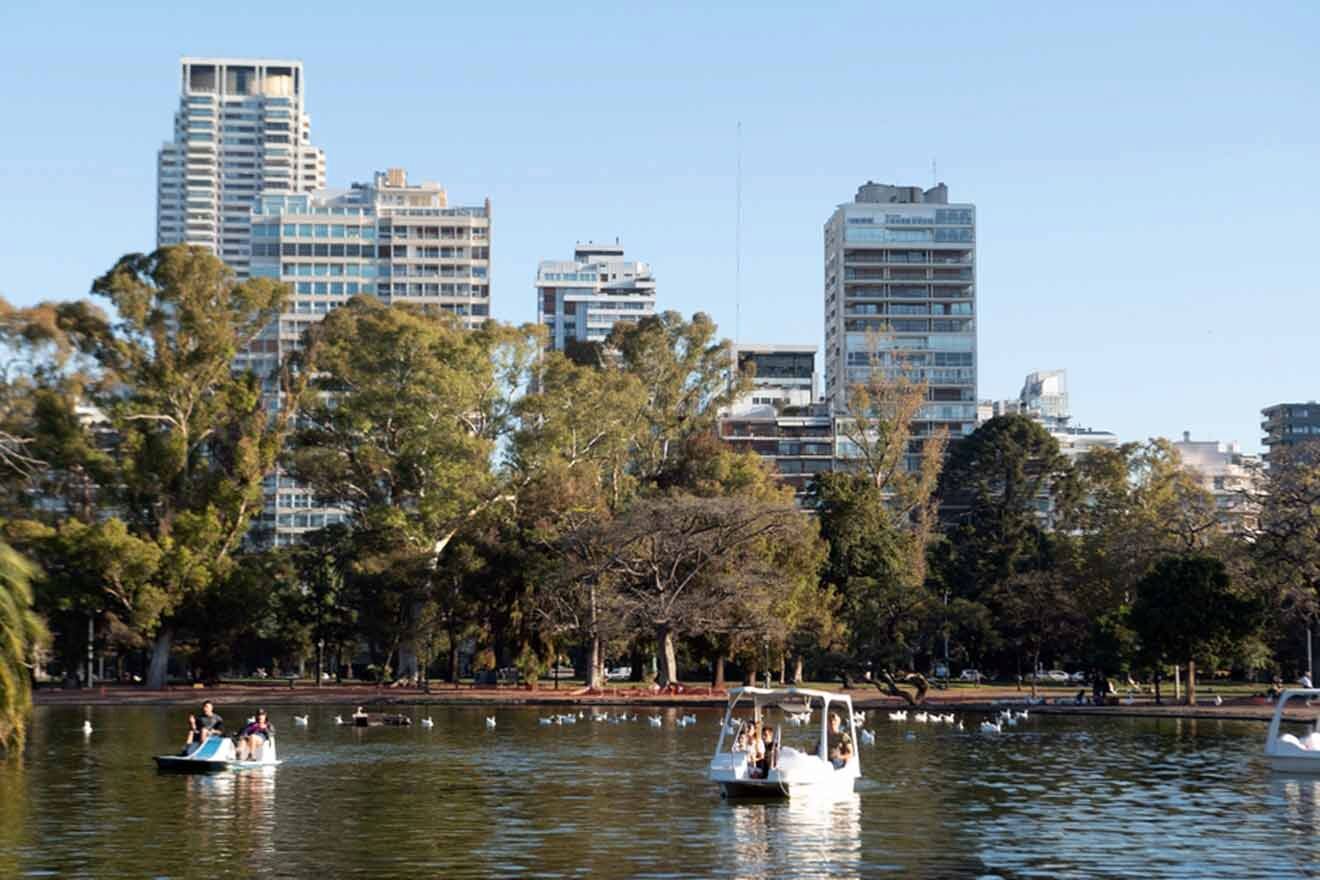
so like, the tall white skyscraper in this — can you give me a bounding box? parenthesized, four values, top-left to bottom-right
(156, 57, 326, 277)
(536, 242, 656, 351)
(823, 181, 977, 438)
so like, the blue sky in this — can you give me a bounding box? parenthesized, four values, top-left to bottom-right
(1, 1, 1316, 451)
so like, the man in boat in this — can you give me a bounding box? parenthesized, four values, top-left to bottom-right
(236, 709, 275, 761)
(827, 712, 853, 768)
(185, 701, 224, 751)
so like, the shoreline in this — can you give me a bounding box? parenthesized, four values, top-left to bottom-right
(33, 683, 1316, 723)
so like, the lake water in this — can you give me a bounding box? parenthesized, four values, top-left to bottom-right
(2, 704, 1317, 878)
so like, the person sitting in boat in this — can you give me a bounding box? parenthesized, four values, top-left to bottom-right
(827, 712, 853, 768)
(185, 701, 224, 749)
(237, 709, 275, 761)
(752, 725, 778, 778)
(732, 723, 754, 753)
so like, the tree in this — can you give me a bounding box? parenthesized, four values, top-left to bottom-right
(0, 542, 47, 754)
(593, 492, 816, 687)
(1253, 442, 1320, 641)
(291, 526, 357, 685)
(814, 339, 948, 681)
(939, 415, 1069, 596)
(607, 311, 748, 488)
(989, 568, 1084, 697)
(1130, 555, 1260, 705)
(88, 246, 295, 686)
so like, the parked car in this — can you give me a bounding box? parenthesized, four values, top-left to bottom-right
(1026, 669, 1069, 683)
(958, 669, 984, 683)
(605, 666, 632, 681)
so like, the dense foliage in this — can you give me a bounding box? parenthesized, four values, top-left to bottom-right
(0, 245, 1313, 735)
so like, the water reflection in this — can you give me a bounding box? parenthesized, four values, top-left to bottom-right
(721, 795, 862, 880)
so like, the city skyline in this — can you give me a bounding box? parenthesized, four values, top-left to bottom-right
(2, 2, 1318, 452)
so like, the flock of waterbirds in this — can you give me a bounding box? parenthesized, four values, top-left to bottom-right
(77, 704, 1040, 738)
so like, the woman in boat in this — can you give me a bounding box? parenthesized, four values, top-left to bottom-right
(237, 709, 275, 761)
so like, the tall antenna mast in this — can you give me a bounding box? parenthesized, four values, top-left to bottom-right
(931, 157, 937, 187)
(735, 121, 742, 345)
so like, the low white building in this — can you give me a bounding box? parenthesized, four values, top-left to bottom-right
(536, 242, 656, 351)
(1173, 432, 1262, 529)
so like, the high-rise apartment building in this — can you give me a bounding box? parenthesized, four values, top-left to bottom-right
(536, 242, 656, 351)
(157, 57, 326, 276)
(1262, 402, 1320, 462)
(823, 182, 977, 437)
(245, 168, 492, 544)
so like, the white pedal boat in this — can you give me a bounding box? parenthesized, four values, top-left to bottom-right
(154, 735, 281, 773)
(1266, 688, 1320, 773)
(709, 686, 861, 799)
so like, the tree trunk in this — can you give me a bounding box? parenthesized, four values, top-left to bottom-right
(314, 643, 323, 689)
(629, 647, 645, 683)
(1186, 659, 1197, 706)
(792, 655, 804, 685)
(1153, 670, 1162, 705)
(146, 626, 174, 689)
(713, 654, 726, 689)
(448, 641, 460, 687)
(744, 662, 757, 687)
(778, 654, 786, 686)
(1030, 649, 1039, 699)
(588, 635, 604, 691)
(656, 624, 678, 687)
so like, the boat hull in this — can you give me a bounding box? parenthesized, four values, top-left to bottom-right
(153, 735, 279, 773)
(1269, 755, 1320, 774)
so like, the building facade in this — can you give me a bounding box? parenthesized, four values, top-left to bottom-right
(1174, 432, 1262, 529)
(535, 242, 656, 351)
(719, 344, 831, 503)
(157, 58, 326, 276)
(823, 181, 977, 438)
(1262, 402, 1320, 462)
(732, 344, 818, 411)
(245, 168, 492, 544)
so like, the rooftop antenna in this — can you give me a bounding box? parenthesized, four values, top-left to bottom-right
(735, 121, 742, 345)
(931, 157, 937, 187)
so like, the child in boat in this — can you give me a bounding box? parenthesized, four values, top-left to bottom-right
(237, 709, 275, 761)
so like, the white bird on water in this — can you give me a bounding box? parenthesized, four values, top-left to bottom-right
(853, 711, 866, 726)
(334, 715, 345, 726)
(887, 710, 907, 722)
(980, 721, 1003, 734)
(81, 720, 93, 735)
(421, 717, 435, 729)
(648, 716, 663, 727)
(539, 717, 554, 726)
(293, 715, 309, 726)
(859, 729, 876, 745)
(485, 716, 497, 729)
(913, 711, 929, 724)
